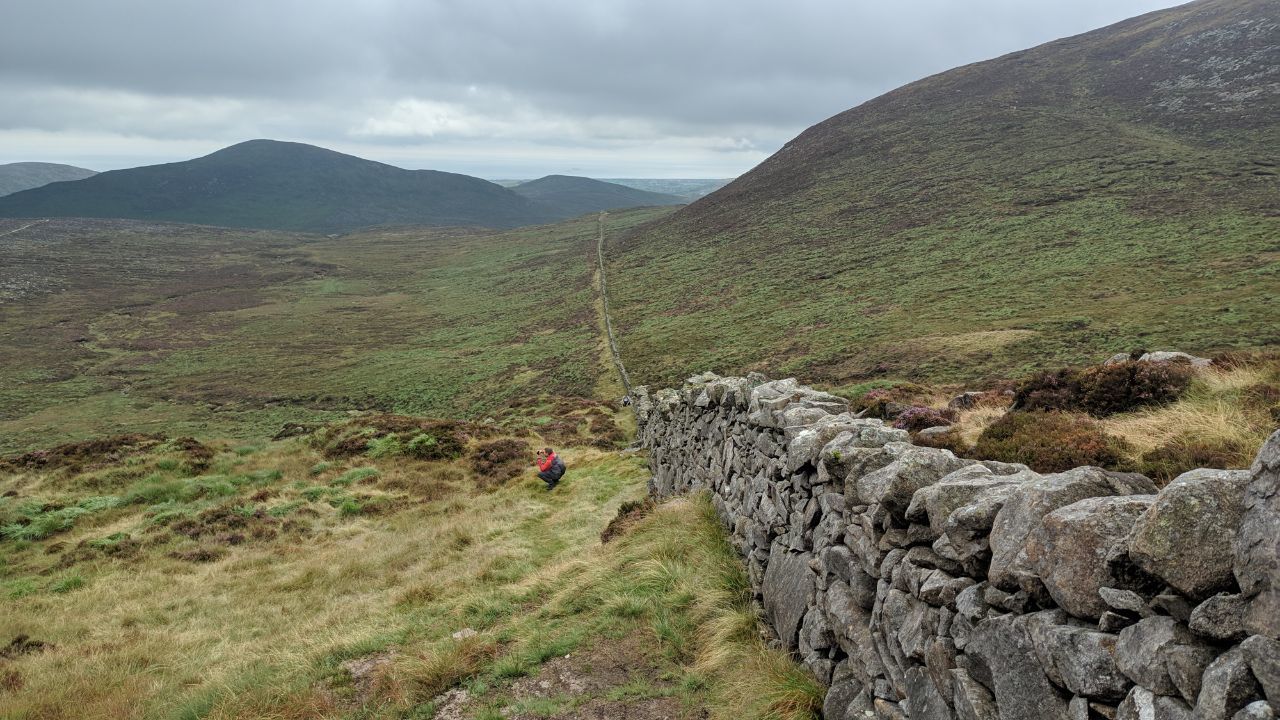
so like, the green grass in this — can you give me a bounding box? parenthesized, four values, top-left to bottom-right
(611, 200, 1277, 390)
(0, 208, 668, 453)
(0, 436, 822, 719)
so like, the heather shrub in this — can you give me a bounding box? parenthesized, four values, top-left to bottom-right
(892, 406, 955, 432)
(1137, 436, 1255, 484)
(1012, 368, 1078, 413)
(912, 428, 969, 455)
(1013, 361, 1194, 416)
(311, 415, 471, 460)
(406, 433, 463, 460)
(469, 438, 531, 487)
(849, 382, 932, 420)
(585, 410, 625, 449)
(971, 411, 1132, 473)
(1077, 361, 1195, 415)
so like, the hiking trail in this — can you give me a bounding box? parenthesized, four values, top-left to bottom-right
(593, 211, 633, 397)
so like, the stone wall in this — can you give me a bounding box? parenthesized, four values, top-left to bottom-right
(633, 372, 1279, 720)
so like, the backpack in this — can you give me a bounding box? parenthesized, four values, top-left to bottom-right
(548, 456, 566, 481)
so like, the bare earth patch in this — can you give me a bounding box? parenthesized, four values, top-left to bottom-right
(436, 634, 705, 720)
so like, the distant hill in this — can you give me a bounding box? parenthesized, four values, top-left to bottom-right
(0, 162, 97, 197)
(609, 0, 1280, 388)
(512, 175, 684, 217)
(0, 140, 559, 233)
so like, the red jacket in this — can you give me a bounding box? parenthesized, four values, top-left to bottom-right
(537, 452, 557, 472)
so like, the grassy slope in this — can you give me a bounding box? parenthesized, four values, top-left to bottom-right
(0, 208, 671, 454)
(0, 141, 558, 234)
(0, 437, 819, 719)
(607, 0, 1280, 390)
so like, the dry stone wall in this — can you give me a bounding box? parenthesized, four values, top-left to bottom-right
(633, 372, 1280, 720)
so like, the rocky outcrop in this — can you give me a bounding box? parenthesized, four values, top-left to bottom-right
(1104, 351, 1212, 368)
(636, 373, 1279, 720)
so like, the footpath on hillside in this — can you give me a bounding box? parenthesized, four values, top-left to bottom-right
(593, 211, 633, 398)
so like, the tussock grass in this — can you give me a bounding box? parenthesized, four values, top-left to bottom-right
(953, 403, 1010, 448)
(925, 359, 1278, 479)
(1101, 361, 1279, 475)
(1, 438, 821, 719)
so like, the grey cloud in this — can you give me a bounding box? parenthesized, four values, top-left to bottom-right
(0, 0, 1183, 174)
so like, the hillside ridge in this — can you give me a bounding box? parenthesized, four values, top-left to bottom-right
(609, 0, 1279, 389)
(0, 139, 559, 233)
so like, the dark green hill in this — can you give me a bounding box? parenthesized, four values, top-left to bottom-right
(0, 162, 97, 197)
(512, 175, 684, 217)
(0, 140, 559, 233)
(609, 0, 1280, 389)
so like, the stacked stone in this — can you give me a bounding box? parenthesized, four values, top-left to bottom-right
(633, 372, 1280, 720)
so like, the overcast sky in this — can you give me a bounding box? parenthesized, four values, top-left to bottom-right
(1, 0, 1184, 178)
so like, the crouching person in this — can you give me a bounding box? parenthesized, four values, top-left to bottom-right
(535, 447, 566, 490)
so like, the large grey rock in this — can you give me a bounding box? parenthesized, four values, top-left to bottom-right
(907, 464, 1034, 535)
(1117, 686, 1193, 720)
(1190, 593, 1250, 643)
(1166, 643, 1219, 706)
(1100, 587, 1151, 617)
(952, 668, 999, 720)
(1115, 616, 1199, 695)
(1028, 613, 1132, 701)
(748, 377, 801, 409)
(785, 414, 883, 472)
(1138, 351, 1212, 367)
(825, 579, 876, 659)
(1239, 635, 1280, 712)
(819, 438, 909, 492)
(856, 446, 976, 516)
(705, 376, 755, 407)
(890, 590, 942, 662)
(1024, 495, 1155, 619)
(967, 612, 1071, 720)
(1235, 701, 1277, 720)
(1195, 648, 1263, 720)
(904, 665, 953, 720)
(1152, 592, 1196, 623)
(1128, 468, 1251, 600)
(800, 606, 835, 655)
(824, 663, 870, 720)
(762, 543, 815, 651)
(1236, 430, 1280, 639)
(874, 698, 909, 720)
(989, 467, 1156, 591)
(820, 545, 859, 583)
